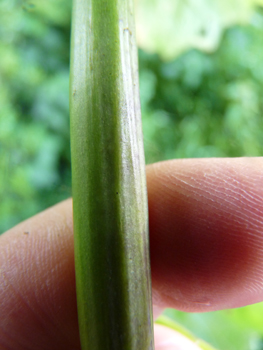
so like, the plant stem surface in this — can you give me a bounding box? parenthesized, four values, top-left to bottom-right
(70, 0, 154, 349)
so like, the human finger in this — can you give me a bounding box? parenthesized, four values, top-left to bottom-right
(0, 200, 202, 350)
(2, 157, 263, 348)
(148, 157, 263, 312)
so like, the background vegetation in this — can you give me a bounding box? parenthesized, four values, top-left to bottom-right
(1, 0, 263, 349)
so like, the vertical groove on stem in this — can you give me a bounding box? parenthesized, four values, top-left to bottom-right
(70, 0, 154, 349)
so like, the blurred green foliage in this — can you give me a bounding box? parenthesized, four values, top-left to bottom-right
(140, 14, 263, 162)
(1, 1, 263, 349)
(162, 305, 263, 350)
(0, 0, 72, 230)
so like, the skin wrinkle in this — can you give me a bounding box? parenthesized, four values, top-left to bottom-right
(148, 158, 263, 311)
(169, 175, 263, 227)
(2, 274, 54, 349)
(0, 207, 80, 349)
(176, 164, 263, 205)
(1, 249, 67, 350)
(164, 169, 263, 230)
(0, 292, 39, 349)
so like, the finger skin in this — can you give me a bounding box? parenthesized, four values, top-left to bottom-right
(148, 158, 263, 311)
(0, 201, 80, 349)
(1, 157, 263, 349)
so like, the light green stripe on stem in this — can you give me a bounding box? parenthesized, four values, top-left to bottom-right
(70, 0, 154, 349)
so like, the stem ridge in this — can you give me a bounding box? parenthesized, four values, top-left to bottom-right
(70, 0, 154, 349)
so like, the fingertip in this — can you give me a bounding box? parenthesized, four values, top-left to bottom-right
(147, 158, 263, 311)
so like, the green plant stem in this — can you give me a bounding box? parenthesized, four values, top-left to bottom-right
(70, 0, 154, 349)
